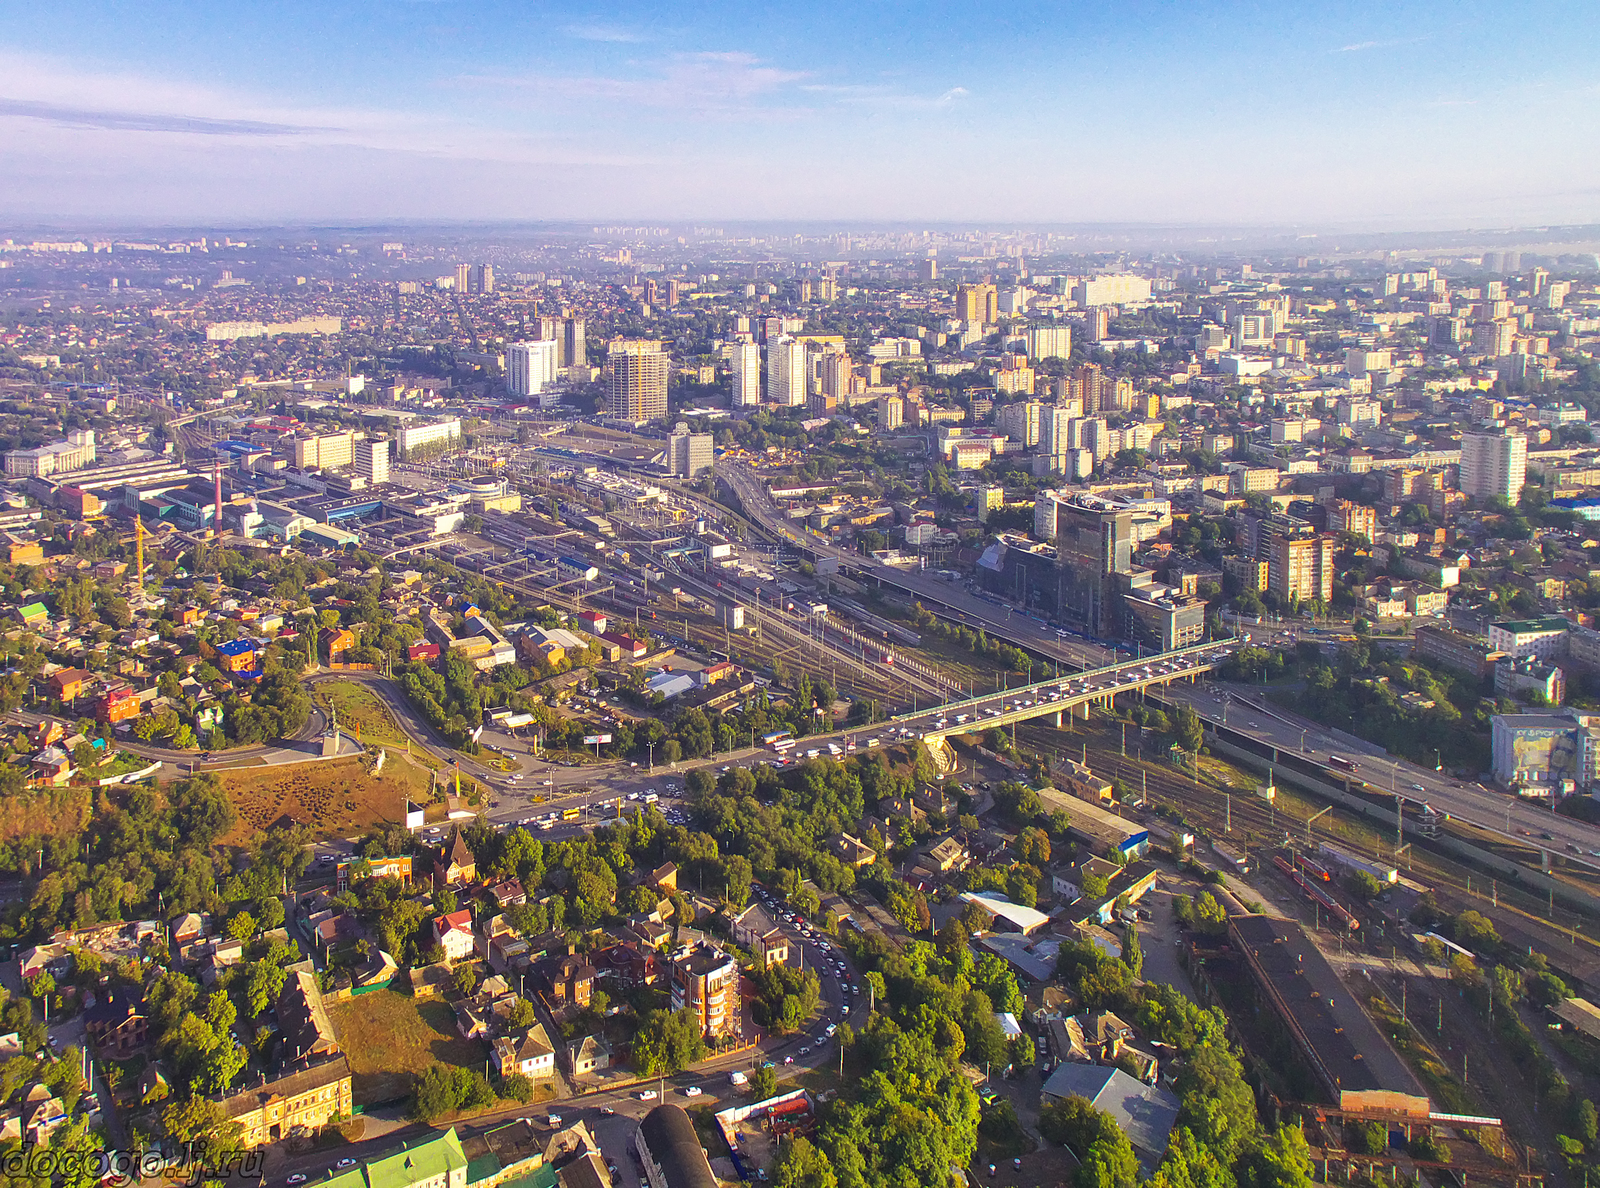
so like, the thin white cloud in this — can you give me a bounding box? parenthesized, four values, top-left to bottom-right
(564, 23, 647, 43)
(457, 51, 812, 113)
(1333, 35, 1429, 53)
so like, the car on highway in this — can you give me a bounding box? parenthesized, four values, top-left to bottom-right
(335, 1159, 357, 1169)
(636, 1090, 657, 1101)
(684, 1086, 702, 1097)
(1411, 783, 1425, 792)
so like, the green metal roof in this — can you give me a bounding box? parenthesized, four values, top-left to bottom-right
(365, 1128, 467, 1188)
(322, 1170, 368, 1188)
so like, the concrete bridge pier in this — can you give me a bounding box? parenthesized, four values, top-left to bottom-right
(1053, 710, 1063, 728)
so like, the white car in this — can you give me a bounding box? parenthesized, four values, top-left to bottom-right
(683, 1086, 702, 1097)
(636, 1089, 657, 1101)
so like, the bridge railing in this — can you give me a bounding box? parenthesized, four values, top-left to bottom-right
(889, 637, 1235, 726)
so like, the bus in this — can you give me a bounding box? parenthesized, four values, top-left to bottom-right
(561, 806, 582, 821)
(1327, 755, 1359, 773)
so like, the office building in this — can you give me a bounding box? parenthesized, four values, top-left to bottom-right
(506, 340, 559, 397)
(767, 338, 807, 406)
(666, 423, 714, 479)
(730, 341, 761, 407)
(608, 340, 670, 422)
(1460, 429, 1527, 505)
(353, 438, 391, 486)
(4, 429, 96, 478)
(1042, 494, 1136, 635)
(1268, 534, 1335, 604)
(397, 418, 462, 459)
(291, 430, 354, 472)
(1025, 324, 1072, 361)
(564, 317, 587, 368)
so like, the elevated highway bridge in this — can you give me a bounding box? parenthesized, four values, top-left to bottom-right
(863, 639, 1239, 774)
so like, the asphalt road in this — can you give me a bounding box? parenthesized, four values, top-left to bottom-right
(1161, 680, 1600, 869)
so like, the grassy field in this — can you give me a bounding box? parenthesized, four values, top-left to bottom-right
(327, 989, 489, 1105)
(216, 751, 444, 841)
(313, 681, 409, 746)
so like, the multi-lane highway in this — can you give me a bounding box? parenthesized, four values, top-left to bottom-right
(1161, 681, 1600, 869)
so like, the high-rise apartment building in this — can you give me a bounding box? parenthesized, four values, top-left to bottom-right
(956, 283, 998, 326)
(1473, 320, 1517, 357)
(507, 340, 559, 396)
(666, 423, 714, 478)
(608, 340, 669, 423)
(767, 338, 807, 406)
(1269, 535, 1335, 604)
(474, 264, 494, 294)
(820, 351, 854, 403)
(354, 437, 391, 486)
(997, 401, 1042, 448)
(1040, 406, 1074, 463)
(1461, 430, 1528, 505)
(455, 263, 470, 293)
(1025, 324, 1072, 361)
(878, 394, 904, 431)
(1073, 274, 1153, 306)
(1084, 307, 1110, 342)
(730, 341, 762, 407)
(564, 318, 586, 368)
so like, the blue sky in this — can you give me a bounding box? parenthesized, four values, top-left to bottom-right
(2, 1, 1598, 226)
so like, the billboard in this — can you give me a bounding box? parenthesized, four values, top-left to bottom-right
(582, 733, 613, 745)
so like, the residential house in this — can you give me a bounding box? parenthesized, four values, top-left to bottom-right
(218, 1056, 354, 1148)
(570, 1034, 612, 1077)
(537, 954, 596, 1008)
(432, 832, 477, 889)
(833, 834, 878, 867)
(278, 970, 340, 1066)
(491, 1025, 557, 1082)
(729, 903, 790, 968)
(45, 668, 93, 702)
(433, 909, 476, 963)
(487, 879, 527, 907)
(649, 863, 678, 893)
(83, 987, 149, 1059)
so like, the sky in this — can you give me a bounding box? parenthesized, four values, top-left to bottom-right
(2, 0, 1599, 228)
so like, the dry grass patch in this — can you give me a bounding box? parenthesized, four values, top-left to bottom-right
(326, 989, 489, 1106)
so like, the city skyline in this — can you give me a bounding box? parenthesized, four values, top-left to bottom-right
(3, 0, 1600, 226)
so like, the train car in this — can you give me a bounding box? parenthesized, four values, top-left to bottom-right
(1294, 853, 1332, 882)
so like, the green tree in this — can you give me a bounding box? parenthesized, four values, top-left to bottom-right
(1172, 706, 1204, 753)
(773, 1135, 838, 1188)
